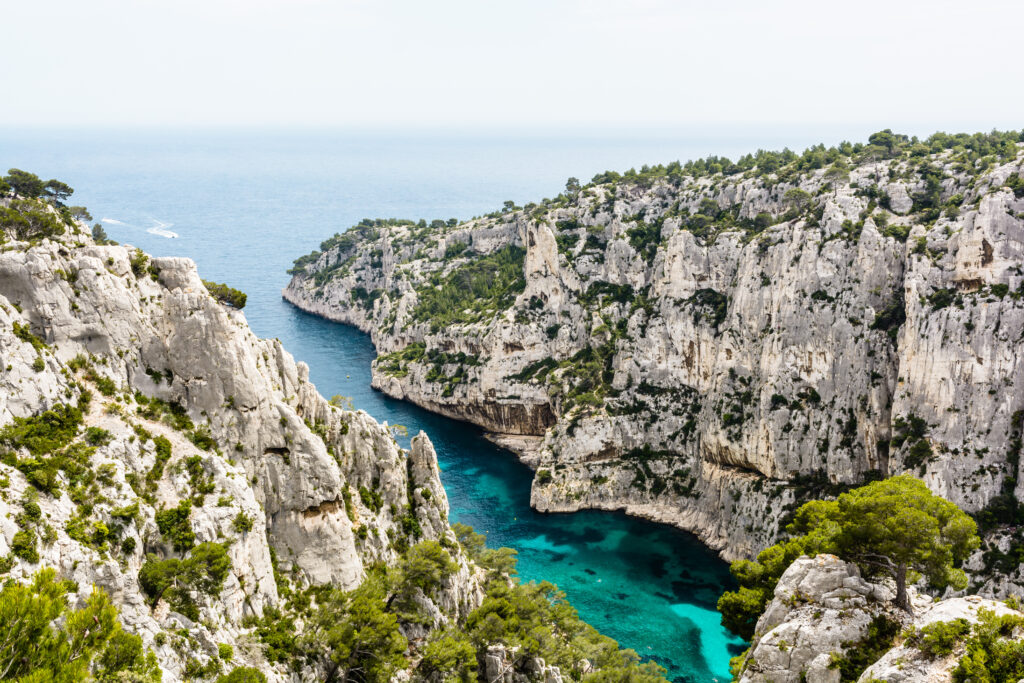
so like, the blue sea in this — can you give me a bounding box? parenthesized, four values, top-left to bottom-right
(1, 127, 860, 681)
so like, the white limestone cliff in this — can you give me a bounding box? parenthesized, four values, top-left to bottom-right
(0, 217, 475, 680)
(284, 142, 1024, 589)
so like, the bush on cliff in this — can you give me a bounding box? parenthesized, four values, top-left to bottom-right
(412, 245, 525, 330)
(718, 475, 979, 639)
(0, 199, 66, 242)
(203, 280, 248, 309)
(0, 568, 160, 681)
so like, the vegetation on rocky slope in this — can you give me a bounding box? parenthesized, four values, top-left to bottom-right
(244, 527, 666, 682)
(719, 478, 1024, 683)
(285, 128, 1024, 588)
(718, 475, 979, 640)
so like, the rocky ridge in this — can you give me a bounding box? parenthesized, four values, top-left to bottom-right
(0, 203, 477, 680)
(283, 131, 1024, 586)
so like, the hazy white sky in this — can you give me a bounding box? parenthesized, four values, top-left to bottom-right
(2, 0, 1021, 130)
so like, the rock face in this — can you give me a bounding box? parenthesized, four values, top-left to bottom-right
(736, 554, 1024, 683)
(283, 136, 1024, 574)
(0, 215, 469, 680)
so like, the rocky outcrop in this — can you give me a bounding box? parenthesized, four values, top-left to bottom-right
(736, 554, 1024, 683)
(0, 212, 472, 680)
(284, 135, 1024, 575)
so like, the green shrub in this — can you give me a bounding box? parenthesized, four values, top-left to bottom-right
(138, 542, 231, 618)
(203, 280, 247, 309)
(0, 401, 83, 457)
(906, 618, 971, 658)
(719, 476, 978, 639)
(155, 501, 195, 552)
(233, 512, 254, 534)
(952, 609, 1024, 682)
(216, 668, 266, 683)
(0, 199, 65, 242)
(11, 529, 39, 563)
(0, 567, 160, 681)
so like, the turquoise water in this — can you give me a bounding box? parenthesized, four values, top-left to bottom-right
(0, 128, 829, 681)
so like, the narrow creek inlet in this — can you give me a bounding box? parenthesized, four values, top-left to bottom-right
(278, 306, 745, 682)
(1, 128, 771, 681)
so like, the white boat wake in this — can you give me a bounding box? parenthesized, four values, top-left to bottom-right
(146, 219, 178, 239)
(101, 217, 178, 239)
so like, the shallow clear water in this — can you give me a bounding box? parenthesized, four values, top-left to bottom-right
(0, 127, 843, 681)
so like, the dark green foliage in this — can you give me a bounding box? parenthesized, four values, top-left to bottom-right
(870, 294, 906, 342)
(507, 357, 558, 383)
(12, 320, 47, 352)
(185, 454, 216, 503)
(417, 629, 478, 682)
(452, 523, 519, 578)
(203, 280, 248, 309)
(0, 199, 66, 242)
(0, 402, 82, 457)
(245, 532, 664, 682)
(890, 413, 934, 472)
(0, 568, 160, 682)
(444, 241, 470, 258)
(91, 222, 110, 243)
(377, 342, 427, 377)
(398, 540, 457, 595)
(138, 542, 231, 619)
(85, 367, 117, 396)
(905, 618, 971, 658)
(881, 223, 912, 242)
(975, 410, 1024, 532)
(580, 281, 634, 307)
(85, 426, 113, 446)
(155, 500, 196, 552)
(135, 393, 195, 432)
(556, 233, 579, 254)
(189, 424, 217, 451)
(720, 476, 979, 640)
(0, 400, 92, 495)
(233, 511, 254, 534)
(129, 248, 152, 278)
(217, 668, 268, 683)
(4, 168, 46, 198)
(928, 288, 955, 310)
(688, 288, 729, 329)
(828, 615, 900, 682)
(626, 220, 661, 262)
(359, 485, 383, 513)
(411, 245, 526, 330)
(11, 528, 39, 563)
(1004, 173, 1024, 198)
(951, 608, 1024, 682)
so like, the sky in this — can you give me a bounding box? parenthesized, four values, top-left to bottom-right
(1, 0, 1022, 131)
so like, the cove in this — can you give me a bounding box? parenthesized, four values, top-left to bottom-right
(281, 305, 745, 682)
(0, 128, 760, 681)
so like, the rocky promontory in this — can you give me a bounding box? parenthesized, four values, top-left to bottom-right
(284, 130, 1024, 590)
